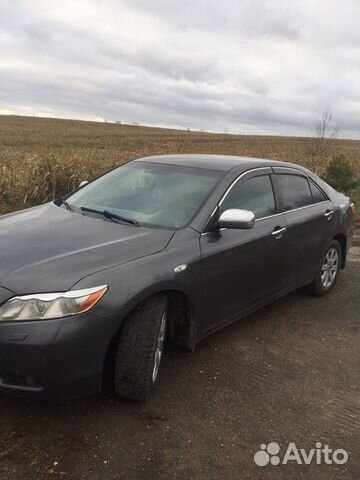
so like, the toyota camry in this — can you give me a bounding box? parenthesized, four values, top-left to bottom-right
(0, 155, 355, 400)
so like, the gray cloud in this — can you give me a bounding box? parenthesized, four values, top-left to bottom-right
(128, 0, 302, 40)
(99, 45, 221, 82)
(0, 0, 359, 138)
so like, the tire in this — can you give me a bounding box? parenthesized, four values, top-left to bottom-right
(306, 240, 341, 296)
(114, 294, 167, 401)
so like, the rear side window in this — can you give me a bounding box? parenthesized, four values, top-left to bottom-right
(309, 180, 328, 203)
(221, 175, 276, 219)
(277, 174, 312, 211)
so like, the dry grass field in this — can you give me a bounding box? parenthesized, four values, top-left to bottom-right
(1, 114, 359, 214)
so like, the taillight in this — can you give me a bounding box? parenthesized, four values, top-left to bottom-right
(350, 201, 356, 215)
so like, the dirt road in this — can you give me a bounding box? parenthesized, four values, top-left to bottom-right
(0, 248, 359, 480)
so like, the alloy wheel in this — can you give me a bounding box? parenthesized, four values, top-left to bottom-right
(152, 311, 167, 383)
(320, 247, 339, 289)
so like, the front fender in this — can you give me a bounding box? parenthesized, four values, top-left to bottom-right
(71, 227, 202, 332)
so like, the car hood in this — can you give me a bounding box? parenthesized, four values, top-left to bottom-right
(0, 203, 174, 294)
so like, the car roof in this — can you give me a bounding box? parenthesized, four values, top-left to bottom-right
(134, 154, 301, 173)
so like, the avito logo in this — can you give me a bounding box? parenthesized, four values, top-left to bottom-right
(254, 442, 348, 466)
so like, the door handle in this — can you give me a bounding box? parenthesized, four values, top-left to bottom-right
(324, 210, 334, 220)
(271, 227, 287, 238)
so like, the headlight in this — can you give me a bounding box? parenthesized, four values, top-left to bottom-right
(0, 285, 108, 322)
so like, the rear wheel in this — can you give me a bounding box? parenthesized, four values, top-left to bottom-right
(306, 240, 341, 296)
(114, 294, 167, 401)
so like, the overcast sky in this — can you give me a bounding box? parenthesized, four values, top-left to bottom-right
(0, 0, 359, 138)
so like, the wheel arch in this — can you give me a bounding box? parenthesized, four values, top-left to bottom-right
(117, 284, 198, 350)
(165, 289, 196, 351)
(333, 232, 347, 268)
(122, 288, 197, 350)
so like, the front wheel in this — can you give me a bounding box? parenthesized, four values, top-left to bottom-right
(114, 294, 167, 401)
(306, 240, 341, 296)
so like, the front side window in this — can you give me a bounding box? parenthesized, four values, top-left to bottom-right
(67, 162, 222, 229)
(277, 174, 312, 211)
(221, 175, 276, 219)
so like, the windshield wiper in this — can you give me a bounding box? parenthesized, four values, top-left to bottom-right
(104, 210, 140, 226)
(80, 206, 140, 226)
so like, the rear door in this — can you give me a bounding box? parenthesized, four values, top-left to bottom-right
(200, 169, 287, 331)
(273, 168, 334, 289)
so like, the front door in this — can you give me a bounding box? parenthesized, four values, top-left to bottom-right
(200, 171, 287, 333)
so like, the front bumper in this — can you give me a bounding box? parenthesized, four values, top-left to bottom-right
(0, 310, 124, 400)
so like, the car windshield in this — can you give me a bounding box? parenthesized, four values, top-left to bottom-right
(66, 161, 222, 229)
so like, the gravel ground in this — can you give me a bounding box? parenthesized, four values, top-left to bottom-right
(0, 247, 359, 480)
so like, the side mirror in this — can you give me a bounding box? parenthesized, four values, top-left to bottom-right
(79, 180, 88, 188)
(218, 209, 255, 230)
